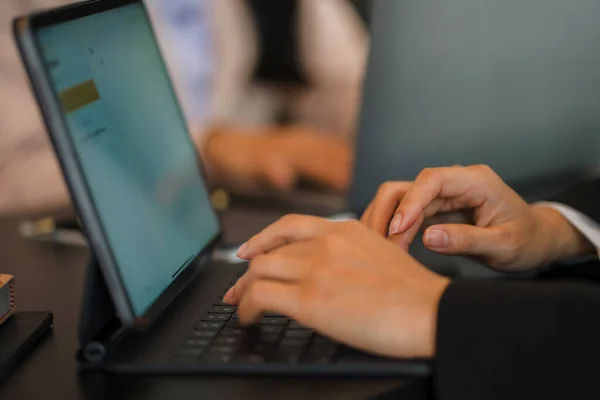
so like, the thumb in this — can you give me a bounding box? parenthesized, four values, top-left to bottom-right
(423, 224, 500, 257)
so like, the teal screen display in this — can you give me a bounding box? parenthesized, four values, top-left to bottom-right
(35, 3, 220, 316)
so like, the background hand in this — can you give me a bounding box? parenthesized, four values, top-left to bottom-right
(225, 215, 449, 359)
(200, 126, 352, 194)
(361, 165, 593, 271)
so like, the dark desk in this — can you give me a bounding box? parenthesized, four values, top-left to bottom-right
(0, 207, 430, 400)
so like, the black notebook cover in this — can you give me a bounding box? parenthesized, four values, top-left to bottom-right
(0, 311, 53, 385)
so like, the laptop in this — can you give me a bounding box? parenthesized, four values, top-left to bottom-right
(350, 0, 600, 213)
(13, 0, 429, 377)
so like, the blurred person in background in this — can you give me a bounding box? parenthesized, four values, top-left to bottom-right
(0, 0, 370, 218)
(146, 0, 370, 194)
(0, 0, 73, 217)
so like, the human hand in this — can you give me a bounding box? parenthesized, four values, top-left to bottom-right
(200, 125, 352, 194)
(224, 216, 450, 359)
(361, 165, 593, 271)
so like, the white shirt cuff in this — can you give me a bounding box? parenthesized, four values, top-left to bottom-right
(536, 202, 600, 258)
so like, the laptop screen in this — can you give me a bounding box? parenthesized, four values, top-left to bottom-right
(35, 2, 219, 317)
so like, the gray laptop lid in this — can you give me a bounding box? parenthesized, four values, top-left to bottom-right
(350, 0, 600, 213)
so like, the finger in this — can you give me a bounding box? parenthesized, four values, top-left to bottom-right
(388, 196, 445, 249)
(388, 197, 445, 236)
(237, 214, 333, 259)
(394, 166, 497, 234)
(360, 202, 373, 225)
(226, 244, 313, 304)
(366, 182, 412, 236)
(422, 223, 503, 258)
(236, 279, 302, 325)
(388, 214, 425, 251)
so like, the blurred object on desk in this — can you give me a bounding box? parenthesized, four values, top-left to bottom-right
(18, 218, 86, 247)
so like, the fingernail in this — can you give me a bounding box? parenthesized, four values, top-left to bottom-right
(223, 286, 235, 304)
(388, 214, 403, 236)
(424, 229, 449, 248)
(236, 242, 248, 258)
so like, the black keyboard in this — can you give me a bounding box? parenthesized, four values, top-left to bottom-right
(171, 279, 373, 366)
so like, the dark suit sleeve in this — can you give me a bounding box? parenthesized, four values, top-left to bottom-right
(434, 278, 600, 400)
(551, 178, 600, 223)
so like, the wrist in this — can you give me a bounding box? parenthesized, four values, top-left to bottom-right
(531, 205, 595, 265)
(420, 276, 450, 358)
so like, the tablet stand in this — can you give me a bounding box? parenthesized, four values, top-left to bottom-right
(77, 253, 125, 367)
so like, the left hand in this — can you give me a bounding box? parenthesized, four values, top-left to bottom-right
(360, 165, 593, 271)
(224, 215, 450, 359)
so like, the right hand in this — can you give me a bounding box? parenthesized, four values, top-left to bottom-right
(199, 125, 352, 195)
(225, 216, 449, 359)
(361, 165, 593, 271)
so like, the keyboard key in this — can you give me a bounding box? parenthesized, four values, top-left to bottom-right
(259, 333, 281, 345)
(190, 330, 218, 339)
(203, 354, 233, 364)
(196, 321, 225, 330)
(274, 336, 309, 362)
(288, 321, 309, 330)
(208, 306, 237, 314)
(280, 338, 309, 347)
(259, 325, 285, 334)
(284, 330, 312, 339)
(260, 317, 288, 326)
(184, 338, 212, 347)
(312, 336, 337, 347)
(274, 345, 305, 363)
(237, 340, 262, 354)
(214, 336, 241, 345)
(178, 348, 205, 357)
(221, 327, 244, 336)
(202, 314, 231, 322)
(213, 299, 229, 306)
(209, 345, 237, 355)
(249, 342, 267, 353)
(226, 319, 246, 329)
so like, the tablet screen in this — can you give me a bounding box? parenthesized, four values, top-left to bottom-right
(35, 2, 219, 316)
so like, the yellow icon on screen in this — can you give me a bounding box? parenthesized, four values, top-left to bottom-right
(59, 79, 100, 113)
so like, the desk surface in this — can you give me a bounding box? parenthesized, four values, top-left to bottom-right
(0, 206, 429, 400)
